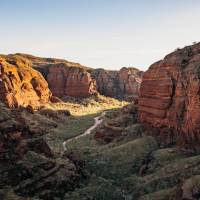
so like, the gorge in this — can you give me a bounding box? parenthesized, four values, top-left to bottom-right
(1, 43, 200, 200)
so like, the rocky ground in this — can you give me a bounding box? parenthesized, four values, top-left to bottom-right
(0, 102, 82, 200)
(0, 95, 126, 200)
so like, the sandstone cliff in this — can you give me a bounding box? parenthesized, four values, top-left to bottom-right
(36, 63, 97, 98)
(139, 43, 200, 150)
(31, 55, 143, 100)
(91, 67, 143, 101)
(0, 54, 51, 108)
(12, 53, 97, 98)
(6, 53, 142, 100)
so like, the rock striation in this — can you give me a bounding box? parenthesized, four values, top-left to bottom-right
(139, 43, 200, 150)
(37, 63, 97, 98)
(0, 55, 51, 108)
(12, 54, 98, 98)
(3, 53, 143, 100)
(13, 53, 142, 100)
(91, 67, 142, 101)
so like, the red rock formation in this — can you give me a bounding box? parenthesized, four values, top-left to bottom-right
(0, 55, 51, 108)
(139, 43, 200, 150)
(7, 53, 142, 100)
(46, 63, 97, 98)
(118, 67, 143, 100)
(91, 67, 142, 101)
(13, 54, 97, 98)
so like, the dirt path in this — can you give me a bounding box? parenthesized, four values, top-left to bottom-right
(63, 111, 106, 151)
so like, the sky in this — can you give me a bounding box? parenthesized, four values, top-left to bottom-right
(0, 0, 200, 71)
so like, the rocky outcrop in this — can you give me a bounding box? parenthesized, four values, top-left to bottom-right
(39, 63, 97, 98)
(13, 54, 98, 98)
(43, 64, 142, 100)
(139, 43, 200, 150)
(94, 104, 138, 143)
(0, 102, 82, 199)
(0, 55, 51, 108)
(4, 53, 142, 100)
(5, 54, 142, 100)
(38, 64, 142, 100)
(91, 67, 142, 101)
(0, 102, 54, 161)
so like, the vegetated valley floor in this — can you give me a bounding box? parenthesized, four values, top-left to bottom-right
(1, 95, 200, 199)
(45, 95, 127, 153)
(62, 104, 200, 200)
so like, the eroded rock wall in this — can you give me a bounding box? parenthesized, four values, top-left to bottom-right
(0, 55, 51, 108)
(45, 63, 97, 98)
(5, 53, 143, 100)
(91, 67, 142, 101)
(139, 43, 200, 149)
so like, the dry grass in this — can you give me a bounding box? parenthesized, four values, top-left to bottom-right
(46, 94, 128, 117)
(39, 95, 128, 152)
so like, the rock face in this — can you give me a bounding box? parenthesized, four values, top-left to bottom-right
(15, 54, 98, 98)
(36, 63, 142, 100)
(91, 67, 142, 101)
(39, 63, 97, 98)
(139, 43, 200, 150)
(0, 55, 51, 108)
(5, 53, 142, 100)
(0, 102, 82, 199)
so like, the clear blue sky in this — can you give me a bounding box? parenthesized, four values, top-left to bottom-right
(1, 0, 200, 70)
